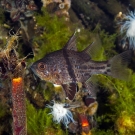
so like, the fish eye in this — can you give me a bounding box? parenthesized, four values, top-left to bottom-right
(38, 62, 46, 71)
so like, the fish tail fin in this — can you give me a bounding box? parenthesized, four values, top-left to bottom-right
(107, 50, 133, 80)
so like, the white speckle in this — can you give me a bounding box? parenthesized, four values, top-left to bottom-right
(118, 12, 122, 17)
(59, 3, 65, 9)
(25, 69, 29, 75)
(77, 28, 81, 33)
(53, 84, 61, 88)
(34, 93, 37, 98)
(31, 86, 35, 90)
(47, 101, 75, 127)
(120, 11, 135, 48)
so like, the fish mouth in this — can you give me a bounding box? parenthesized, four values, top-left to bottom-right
(30, 64, 44, 80)
(30, 63, 36, 72)
(30, 64, 39, 77)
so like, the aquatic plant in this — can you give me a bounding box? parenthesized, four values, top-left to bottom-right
(45, 0, 71, 20)
(27, 100, 66, 135)
(115, 111, 135, 135)
(93, 68, 135, 135)
(0, 8, 5, 24)
(22, 5, 135, 135)
(0, 29, 27, 135)
(0, 1, 132, 135)
(11, 77, 27, 135)
(113, 74, 135, 134)
(29, 7, 73, 62)
(30, 10, 121, 134)
(1, 0, 37, 21)
(91, 129, 114, 135)
(103, 0, 126, 16)
(129, 0, 135, 8)
(77, 25, 117, 61)
(119, 10, 135, 48)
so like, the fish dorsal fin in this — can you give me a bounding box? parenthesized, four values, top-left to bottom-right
(81, 34, 103, 59)
(64, 32, 77, 51)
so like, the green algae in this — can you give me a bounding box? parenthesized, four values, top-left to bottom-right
(25, 7, 135, 135)
(27, 100, 67, 135)
(0, 103, 7, 118)
(92, 71, 135, 135)
(0, 8, 5, 24)
(1, 4, 135, 135)
(42, 83, 54, 101)
(30, 8, 73, 62)
(30, 8, 117, 62)
(76, 25, 117, 61)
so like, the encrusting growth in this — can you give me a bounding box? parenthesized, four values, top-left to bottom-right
(0, 29, 27, 135)
(12, 77, 27, 135)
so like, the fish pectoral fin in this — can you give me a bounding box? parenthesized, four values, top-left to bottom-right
(108, 50, 133, 80)
(62, 83, 78, 101)
(84, 76, 98, 98)
(64, 31, 77, 51)
(62, 84, 71, 95)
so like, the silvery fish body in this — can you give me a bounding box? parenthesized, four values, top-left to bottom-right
(31, 33, 132, 100)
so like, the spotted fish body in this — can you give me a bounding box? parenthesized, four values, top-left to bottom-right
(31, 33, 132, 100)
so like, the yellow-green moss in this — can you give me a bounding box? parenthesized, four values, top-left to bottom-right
(29, 8, 73, 63)
(26, 7, 135, 135)
(27, 100, 67, 135)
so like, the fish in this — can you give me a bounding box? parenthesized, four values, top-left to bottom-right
(31, 33, 132, 100)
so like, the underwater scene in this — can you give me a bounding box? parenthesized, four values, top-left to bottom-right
(0, 0, 135, 135)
